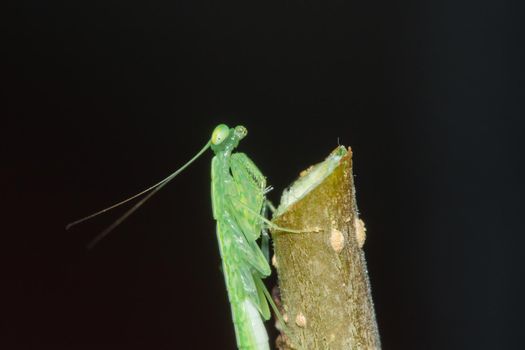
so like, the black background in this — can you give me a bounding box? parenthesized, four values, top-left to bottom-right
(3, 0, 525, 349)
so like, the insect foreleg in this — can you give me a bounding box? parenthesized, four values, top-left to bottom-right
(230, 153, 267, 190)
(221, 208, 271, 277)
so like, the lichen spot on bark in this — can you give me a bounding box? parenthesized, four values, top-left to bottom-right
(330, 228, 345, 253)
(354, 218, 367, 249)
(295, 312, 307, 328)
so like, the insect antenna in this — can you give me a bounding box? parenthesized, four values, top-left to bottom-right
(66, 141, 211, 248)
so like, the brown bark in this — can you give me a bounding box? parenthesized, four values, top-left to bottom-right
(271, 147, 381, 349)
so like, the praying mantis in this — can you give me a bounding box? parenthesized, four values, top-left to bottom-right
(67, 124, 298, 350)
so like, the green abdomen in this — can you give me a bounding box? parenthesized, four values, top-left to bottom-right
(216, 221, 269, 350)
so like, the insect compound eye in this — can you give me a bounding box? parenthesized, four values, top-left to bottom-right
(211, 124, 230, 145)
(234, 125, 248, 139)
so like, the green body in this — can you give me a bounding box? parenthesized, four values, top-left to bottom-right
(67, 124, 276, 350)
(211, 126, 272, 350)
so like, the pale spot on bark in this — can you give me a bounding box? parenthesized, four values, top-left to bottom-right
(272, 254, 278, 268)
(330, 228, 345, 253)
(295, 312, 307, 328)
(354, 218, 366, 248)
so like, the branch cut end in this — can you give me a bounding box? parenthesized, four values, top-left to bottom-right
(274, 146, 348, 217)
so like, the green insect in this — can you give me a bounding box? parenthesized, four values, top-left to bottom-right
(67, 124, 293, 350)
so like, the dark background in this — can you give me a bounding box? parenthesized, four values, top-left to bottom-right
(3, 0, 524, 349)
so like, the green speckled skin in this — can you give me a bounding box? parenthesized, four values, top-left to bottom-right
(211, 125, 272, 350)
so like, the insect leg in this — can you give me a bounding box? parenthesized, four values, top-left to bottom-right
(265, 199, 276, 214)
(221, 207, 271, 277)
(230, 153, 267, 190)
(229, 196, 318, 234)
(260, 204, 270, 262)
(253, 278, 301, 348)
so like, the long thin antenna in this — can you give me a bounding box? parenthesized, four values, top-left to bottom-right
(66, 141, 211, 247)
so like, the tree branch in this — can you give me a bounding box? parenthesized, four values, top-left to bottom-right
(271, 146, 381, 350)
